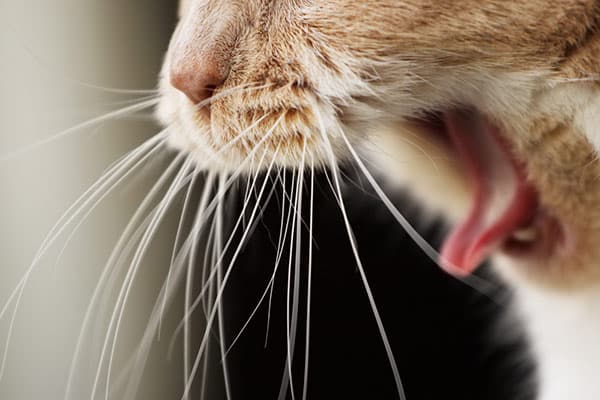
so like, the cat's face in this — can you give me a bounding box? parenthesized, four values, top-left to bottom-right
(158, 0, 600, 290)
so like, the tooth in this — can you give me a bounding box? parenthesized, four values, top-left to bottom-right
(511, 227, 537, 242)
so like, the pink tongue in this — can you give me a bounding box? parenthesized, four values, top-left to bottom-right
(439, 111, 538, 276)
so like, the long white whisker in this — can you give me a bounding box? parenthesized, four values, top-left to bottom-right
(17, 131, 166, 294)
(52, 136, 173, 270)
(180, 141, 281, 400)
(168, 155, 268, 356)
(219, 170, 293, 358)
(217, 171, 283, 361)
(0, 98, 160, 162)
(165, 115, 283, 277)
(0, 133, 167, 386)
(167, 117, 286, 352)
(1, 24, 158, 96)
(324, 155, 407, 400)
(105, 157, 195, 399)
(181, 174, 217, 400)
(65, 158, 191, 400)
(265, 170, 292, 348)
(90, 155, 190, 400)
(117, 178, 217, 400)
(157, 167, 203, 339)
(302, 157, 315, 400)
(198, 113, 271, 169)
(200, 207, 219, 400)
(276, 168, 298, 400)
(200, 209, 218, 322)
(216, 175, 233, 400)
(279, 140, 306, 400)
(336, 128, 498, 296)
(315, 110, 406, 400)
(62, 140, 181, 400)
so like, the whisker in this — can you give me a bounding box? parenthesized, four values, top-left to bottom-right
(241, 160, 257, 231)
(192, 82, 275, 112)
(199, 113, 271, 168)
(264, 170, 292, 348)
(110, 177, 218, 400)
(200, 207, 218, 322)
(157, 167, 204, 339)
(200, 203, 219, 400)
(322, 145, 407, 400)
(166, 117, 286, 352)
(274, 168, 298, 400)
(216, 175, 233, 400)
(83, 94, 161, 110)
(52, 134, 172, 271)
(314, 107, 406, 400)
(90, 154, 192, 400)
(302, 156, 315, 400)
(219, 167, 285, 359)
(279, 139, 307, 400)
(63, 138, 179, 400)
(106, 157, 196, 399)
(125, 122, 284, 370)
(180, 140, 282, 400)
(0, 97, 160, 162)
(0, 132, 167, 385)
(336, 127, 499, 297)
(4, 20, 159, 96)
(181, 173, 217, 400)
(169, 163, 269, 355)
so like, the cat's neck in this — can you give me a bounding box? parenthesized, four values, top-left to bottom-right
(515, 282, 600, 400)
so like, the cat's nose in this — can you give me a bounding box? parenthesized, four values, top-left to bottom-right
(170, 57, 228, 106)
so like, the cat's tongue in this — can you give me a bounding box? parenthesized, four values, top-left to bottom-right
(439, 111, 538, 276)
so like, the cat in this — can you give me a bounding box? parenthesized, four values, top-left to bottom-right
(157, 1, 600, 399)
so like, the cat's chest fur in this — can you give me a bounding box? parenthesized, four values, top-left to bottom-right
(514, 282, 600, 400)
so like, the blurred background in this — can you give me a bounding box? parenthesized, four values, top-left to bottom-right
(0, 1, 182, 399)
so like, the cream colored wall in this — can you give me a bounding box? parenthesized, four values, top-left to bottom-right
(0, 2, 182, 399)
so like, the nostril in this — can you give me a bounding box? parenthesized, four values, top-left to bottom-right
(170, 60, 228, 108)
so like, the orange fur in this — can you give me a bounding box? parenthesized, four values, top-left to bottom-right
(159, 0, 600, 289)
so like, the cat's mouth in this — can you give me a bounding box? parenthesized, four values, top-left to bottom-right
(420, 110, 565, 276)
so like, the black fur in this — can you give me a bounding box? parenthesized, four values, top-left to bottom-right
(200, 169, 537, 400)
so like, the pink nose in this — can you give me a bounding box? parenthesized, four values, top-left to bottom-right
(170, 57, 228, 106)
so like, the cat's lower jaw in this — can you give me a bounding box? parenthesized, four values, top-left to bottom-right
(505, 263, 600, 400)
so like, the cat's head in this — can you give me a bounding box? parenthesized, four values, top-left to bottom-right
(158, 0, 600, 290)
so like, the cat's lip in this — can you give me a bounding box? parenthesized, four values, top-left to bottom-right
(421, 110, 564, 276)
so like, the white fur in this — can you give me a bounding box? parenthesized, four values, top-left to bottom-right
(510, 277, 600, 400)
(367, 123, 471, 223)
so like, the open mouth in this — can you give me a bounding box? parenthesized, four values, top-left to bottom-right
(420, 110, 564, 276)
